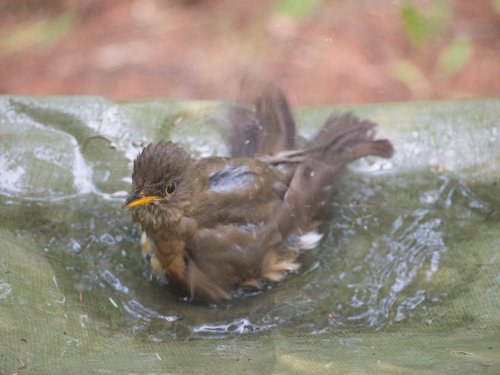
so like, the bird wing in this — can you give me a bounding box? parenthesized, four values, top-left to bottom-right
(227, 85, 296, 157)
(191, 157, 289, 227)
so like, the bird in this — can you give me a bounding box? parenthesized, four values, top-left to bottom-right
(123, 86, 394, 303)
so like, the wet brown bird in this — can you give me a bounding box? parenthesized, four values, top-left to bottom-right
(123, 87, 393, 303)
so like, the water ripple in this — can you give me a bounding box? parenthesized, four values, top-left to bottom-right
(101, 270, 129, 293)
(123, 299, 177, 323)
(192, 318, 275, 335)
(344, 206, 447, 327)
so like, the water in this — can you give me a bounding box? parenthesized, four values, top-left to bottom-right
(2, 167, 493, 341)
(0, 98, 495, 375)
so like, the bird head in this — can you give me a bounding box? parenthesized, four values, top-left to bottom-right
(123, 141, 195, 232)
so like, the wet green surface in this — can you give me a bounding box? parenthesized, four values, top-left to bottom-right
(0, 96, 499, 374)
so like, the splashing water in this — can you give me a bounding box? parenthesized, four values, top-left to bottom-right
(27, 168, 490, 339)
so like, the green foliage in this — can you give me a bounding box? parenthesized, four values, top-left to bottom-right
(274, 0, 323, 19)
(1, 12, 77, 54)
(395, 0, 471, 94)
(390, 59, 430, 97)
(437, 37, 472, 76)
(391, 59, 425, 86)
(492, 0, 500, 12)
(400, 0, 450, 46)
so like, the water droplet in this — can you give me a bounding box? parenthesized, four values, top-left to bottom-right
(101, 270, 129, 293)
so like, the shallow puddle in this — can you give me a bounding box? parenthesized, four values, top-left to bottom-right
(4, 165, 495, 341)
(1, 97, 499, 374)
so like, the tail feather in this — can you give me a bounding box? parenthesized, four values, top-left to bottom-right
(254, 85, 296, 155)
(310, 114, 392, 160)
(229, 87, 394, 245)
(347, 139, 394, 161)
(272, 113, 394, 237)
(228, 85, 296, 157)
(312, 113, 376, 149)
(227, 107, 260, 157)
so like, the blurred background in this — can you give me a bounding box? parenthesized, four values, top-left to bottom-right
(0, 0, 499, 106)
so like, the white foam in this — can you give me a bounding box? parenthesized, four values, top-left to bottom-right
(298, 231, 323, 249)
(0, 154, 25, 195)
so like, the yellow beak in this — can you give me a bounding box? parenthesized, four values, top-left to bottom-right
(122, 194, 162, 209)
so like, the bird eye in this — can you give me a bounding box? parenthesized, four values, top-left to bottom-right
(166, 181, 176, 195)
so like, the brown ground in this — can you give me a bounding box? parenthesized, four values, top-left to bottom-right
(0, 0, 499, 106)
